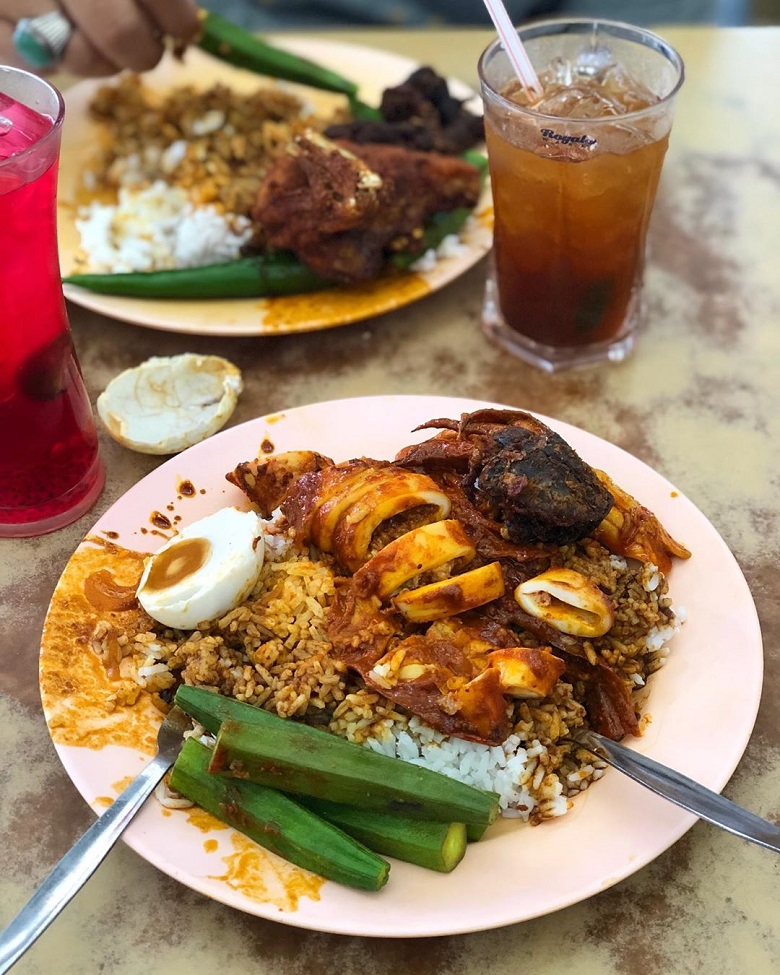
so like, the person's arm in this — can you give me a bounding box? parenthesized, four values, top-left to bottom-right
(0, 0, 201, 77)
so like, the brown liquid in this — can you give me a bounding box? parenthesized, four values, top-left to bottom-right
(486, 71, 668, 348)
(143, 536, 211, 593)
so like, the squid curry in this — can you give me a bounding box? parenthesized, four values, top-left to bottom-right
(227, 409, 690, 746)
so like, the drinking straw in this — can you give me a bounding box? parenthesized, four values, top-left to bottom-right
(481, 0, 543, 97)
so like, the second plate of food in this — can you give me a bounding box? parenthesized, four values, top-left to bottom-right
(39, 395, 763, 937)
(58, 41, 493, 336)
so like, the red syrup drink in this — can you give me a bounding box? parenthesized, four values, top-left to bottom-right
(0, 68, 104, 537)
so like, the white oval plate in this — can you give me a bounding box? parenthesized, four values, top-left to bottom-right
(58, 41, 493, 336)
(39, 395, 763, 937)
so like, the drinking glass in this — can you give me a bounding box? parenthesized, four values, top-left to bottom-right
(0, 65, 104, 537)
(479, 19, 684, 372)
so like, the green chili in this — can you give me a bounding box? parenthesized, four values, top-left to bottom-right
(198, 12, 358, 96)
(65, 206, 477, 299)
(63, 252, 333, 300)
(461, 149, 489, 176)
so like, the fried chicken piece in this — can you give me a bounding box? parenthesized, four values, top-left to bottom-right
(250, 132, 482, 283)
(250, 132, 387, 241)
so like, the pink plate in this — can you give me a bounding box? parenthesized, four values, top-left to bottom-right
(39, 395, 763, 937)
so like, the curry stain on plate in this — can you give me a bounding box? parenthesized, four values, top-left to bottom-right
(94, 775, 137, 808)
(477, 205, 494, 231)
(211, 833, 324, 910)
(257, 273, 430, 331)
(40, 538, 162, 754)
(42, 537, 323, 912)
(186, 805, 324, 909)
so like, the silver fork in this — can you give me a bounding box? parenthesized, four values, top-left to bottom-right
(0, 705, 191, 974)
(570, 727, 780, 853)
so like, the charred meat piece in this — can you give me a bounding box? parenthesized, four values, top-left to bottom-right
(251, 133, 482, 283)
(248, 132, 390, 281)
(398, 409, 614, 547)
(477, 424, 614, 546)
(326, 67, 484, 154)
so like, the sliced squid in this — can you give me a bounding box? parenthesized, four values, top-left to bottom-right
(486, 647, 566, 699)
(592, 469, 691, 575)
(331, 472, 451, 572)
(447, 668, 510, 742)
(310, 465, 392, 552)
(393, 561, 505, 623)
(354, 519, 476, 598)
(515, 567, 615, 638)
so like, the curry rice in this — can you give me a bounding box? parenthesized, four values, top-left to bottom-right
(93, 523, 681, 826)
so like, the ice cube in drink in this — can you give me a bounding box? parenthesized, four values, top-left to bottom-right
(0, 93, 53, 159)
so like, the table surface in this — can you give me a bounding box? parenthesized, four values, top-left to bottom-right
(2, 23, 779, 975)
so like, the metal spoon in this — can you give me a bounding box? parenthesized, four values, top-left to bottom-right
(570, 727, 780, 853)
(0, 706, 191, 974)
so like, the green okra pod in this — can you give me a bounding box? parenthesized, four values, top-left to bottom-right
(299, 796, 469, 873)
(170, 737, 390, 891)
(209, 716, 500, 826)
(175, 688, 500, 826)
(198, 11, 358, 96)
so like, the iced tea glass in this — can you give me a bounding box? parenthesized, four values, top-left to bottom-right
(0, 66, 104, 537)
(479, 20, 684, 371)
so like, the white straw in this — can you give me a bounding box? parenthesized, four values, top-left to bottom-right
(481, 0, 543, 96)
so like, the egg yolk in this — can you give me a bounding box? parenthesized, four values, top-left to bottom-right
(143, 536, 212, 593)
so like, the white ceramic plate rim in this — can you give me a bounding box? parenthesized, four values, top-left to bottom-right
(40, 395, 764, 937)
(58, 40, 492, 336)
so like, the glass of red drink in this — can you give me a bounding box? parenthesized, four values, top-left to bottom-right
(478, 20, 684, 372)
(0, 66, 104, 537)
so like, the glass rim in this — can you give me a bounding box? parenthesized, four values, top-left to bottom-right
(0, 64, 65, 172)
(478, 17, 686, 125)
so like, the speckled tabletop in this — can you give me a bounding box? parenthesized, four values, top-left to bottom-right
(2, 24, 779, 975)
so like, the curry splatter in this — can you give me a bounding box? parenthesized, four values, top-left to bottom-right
(211, 832, 324, 910)
(40, 538, 162, 754)
(257, 273, 430, 331)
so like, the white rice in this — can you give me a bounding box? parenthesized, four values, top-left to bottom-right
(410, 225, 472, 273)
(75, 180, 253, 273)
(365, 715, 570, 821)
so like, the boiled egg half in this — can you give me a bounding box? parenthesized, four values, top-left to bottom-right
(97, 353, 243, 455)
(137, 507, 265, 629)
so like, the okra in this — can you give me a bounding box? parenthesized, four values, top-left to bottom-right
(64, 199, 479, 299)
(209, 717, 500, 826)
(175, 684, 277, 736)
(170, 737, 389, 891)
(177, 687, 500, 826)
(466, 822, 490, 842)
(299, 797, 467, 873)
(198, 12, 358, 96)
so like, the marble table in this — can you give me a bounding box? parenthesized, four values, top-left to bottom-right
(1, 24, 778, 975)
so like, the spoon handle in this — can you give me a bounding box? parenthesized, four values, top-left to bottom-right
(572, 728, 780, 853)
(0, 754, 169, 974)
